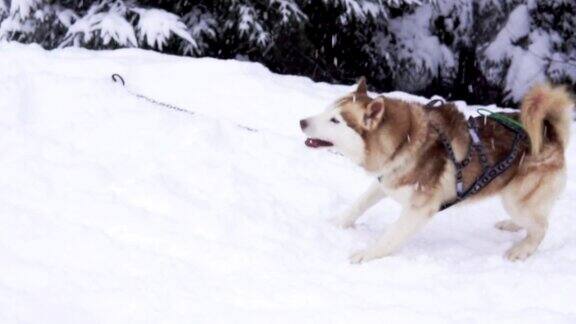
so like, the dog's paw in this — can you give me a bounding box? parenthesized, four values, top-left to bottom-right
(495, 220, 522, 232)
(349, 249, 380, 264)
(505, 242, 536, 261)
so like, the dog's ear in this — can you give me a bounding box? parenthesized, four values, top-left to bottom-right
(356, 77, 367, 94)
(363, 97, 385, 130)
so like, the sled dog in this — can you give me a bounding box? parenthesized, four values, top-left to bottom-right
(300, 78, 573, 263)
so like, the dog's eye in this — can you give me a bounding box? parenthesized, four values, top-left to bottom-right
(330, 118, 340, 124)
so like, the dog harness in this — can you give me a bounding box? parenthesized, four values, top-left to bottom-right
(378, 99, 527, 212)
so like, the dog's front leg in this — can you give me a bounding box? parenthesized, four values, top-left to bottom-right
(333, 180, 386, 228)
(350, 205, 434, 263)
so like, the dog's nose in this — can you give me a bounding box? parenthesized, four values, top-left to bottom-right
(300, 119, 308, 130)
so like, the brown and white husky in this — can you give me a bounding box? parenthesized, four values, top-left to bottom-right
(300, 78, 573, 263)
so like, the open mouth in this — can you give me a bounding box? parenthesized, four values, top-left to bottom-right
(305, 138, 334, 148)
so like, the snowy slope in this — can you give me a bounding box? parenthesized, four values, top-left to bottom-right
(1, 42, 575, 324)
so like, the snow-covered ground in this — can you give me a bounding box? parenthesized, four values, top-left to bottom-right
(1, 42, 575, 323)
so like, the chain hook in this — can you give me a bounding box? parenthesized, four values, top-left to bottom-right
(111, 73, 125, 86)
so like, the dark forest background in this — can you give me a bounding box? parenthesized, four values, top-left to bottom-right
(1, 0, 575, 106)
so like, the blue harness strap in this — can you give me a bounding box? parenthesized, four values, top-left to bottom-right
(377, 99, 527, 212)
(430, 101, 527, 211)
(437, 118, 526, 211)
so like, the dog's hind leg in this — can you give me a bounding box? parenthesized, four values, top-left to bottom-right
(501, 170, 565, 261)
(349, 204, 435, 263)
(503, 207, 548, 261)
(332, 180, 386, 229)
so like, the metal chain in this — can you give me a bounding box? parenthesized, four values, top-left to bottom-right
(111, 73, 257, 132)
(131, 92, 197, 117)
(109, 73, 350, 161)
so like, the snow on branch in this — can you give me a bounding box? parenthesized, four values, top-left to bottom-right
(55, 8, 79, 29)
(9, 0, 41, 20)
(0, 0, 40, 41)
(326, 0, 384, 20)
(60, 0, 137, 48)
(324, 0, 429, 21)
(0, 1, 8, 17)
(132, 7, 196, 51)
(236, 4, 268, 47)
(180, 8, 217, 55)
(270, 0, 306, 23)
(387, 5, 455, 91)
(482, 4, 556, 102)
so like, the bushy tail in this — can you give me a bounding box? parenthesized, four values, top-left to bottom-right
(520, 84, 574, 155)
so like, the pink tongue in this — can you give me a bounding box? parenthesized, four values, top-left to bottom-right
(305, 138, 333, 148)
(305, 138, 318, 148)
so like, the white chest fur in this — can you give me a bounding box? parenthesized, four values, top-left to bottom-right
(379, 182, 414, 208)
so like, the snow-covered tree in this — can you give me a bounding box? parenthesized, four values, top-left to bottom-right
(132, 7, 196, 51)
(0, 0, 9, 18)
(0, 0, 574, 106)
(480, 0, 576, 103)
(0, 0, 67, 47)
(384, 4, 456, 92)
(531, 0, 576, 90)
(180, 8, 217, 55)
(60, 0, 136, 48)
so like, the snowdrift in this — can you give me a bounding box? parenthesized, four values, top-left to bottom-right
(1, 43, 575, 323)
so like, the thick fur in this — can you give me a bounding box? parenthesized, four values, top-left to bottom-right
(301, 80, 574, 263)
(521, 84, 573, 155)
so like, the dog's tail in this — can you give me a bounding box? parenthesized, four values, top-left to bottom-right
(520, 84, 574, 155)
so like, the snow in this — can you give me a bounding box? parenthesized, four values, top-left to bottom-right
(387, 5, 455, 92)
(132, 8, 196, 51)
(60, 3, 197, 50)
(98, 11, 138, 47)
(503, 29, 550, 102)
(8, 0, 40, 20)
(61, 2, 137, 48)
(0, 16, 23, 38)
(1, 42, 576, 323)
(54, 8, 78, 29)
(237, 5, 269, 46)
(0, 0, 39, 39)
(482, 3, 561, 102)
(181, 9, 217, 55)
(269, 0, 306, 23)
(485, 4, 530, 61)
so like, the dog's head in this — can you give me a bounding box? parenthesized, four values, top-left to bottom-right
(299, 77, 387, 164)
